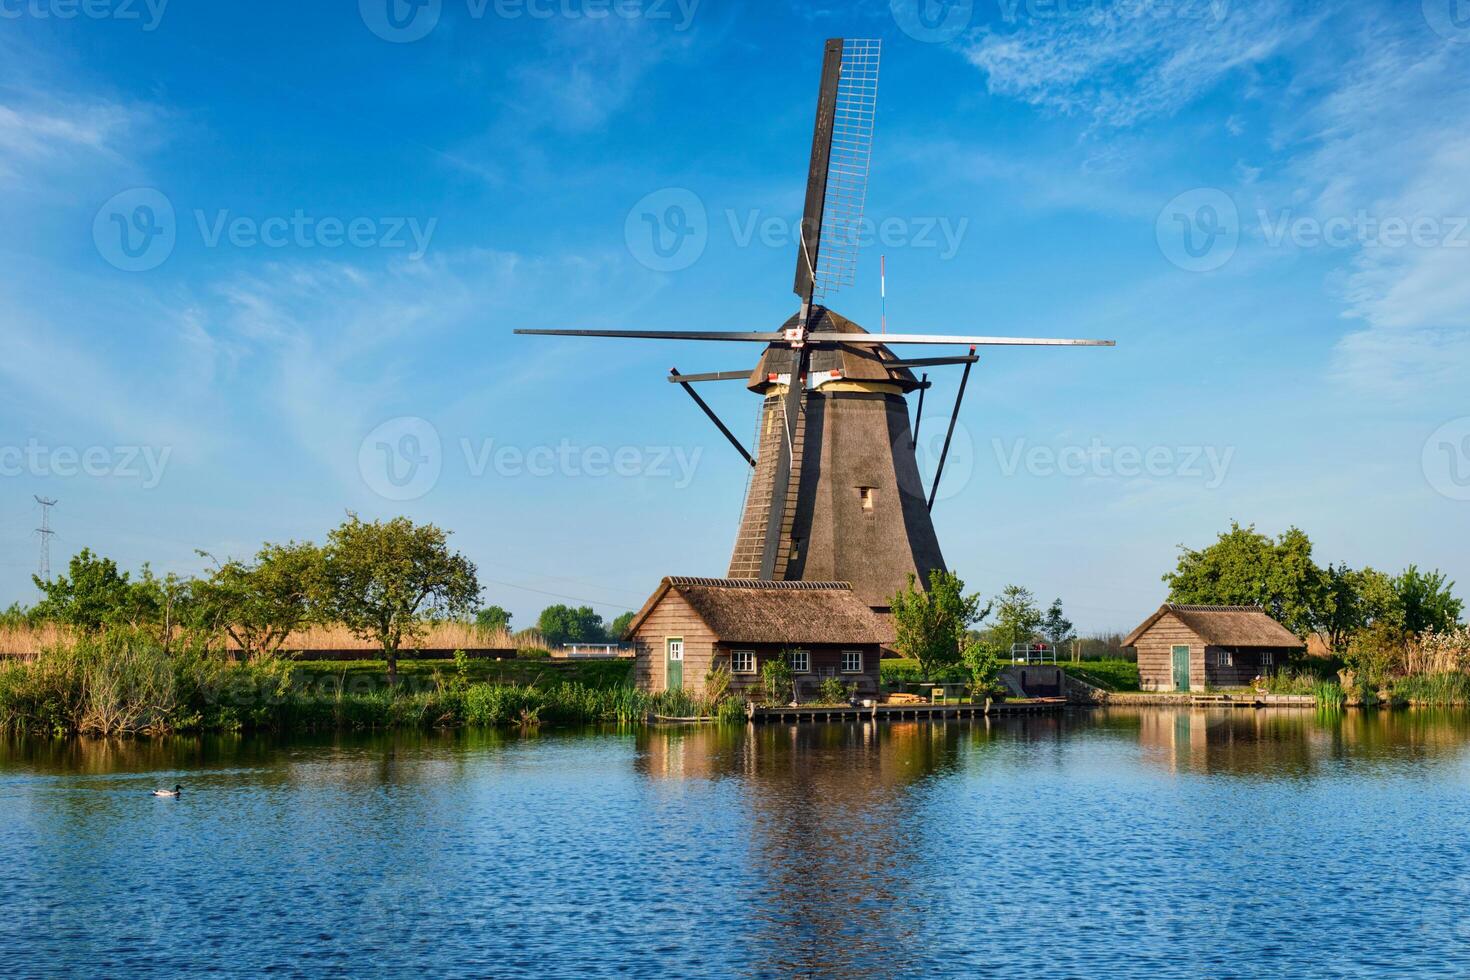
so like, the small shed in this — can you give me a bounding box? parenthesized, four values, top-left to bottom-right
(624, 577, 887, 700)
(1123, 604, 1306, 692)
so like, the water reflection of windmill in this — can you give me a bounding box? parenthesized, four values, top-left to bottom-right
(518, 38, 1114, 614)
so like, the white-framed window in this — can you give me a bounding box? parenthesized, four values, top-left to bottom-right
(1261, 651, 1275, 668)
(731, 650, 756, 675)
(1214, 650, 1233, 667)
(787, 649, 810, 674)
(841, 650, 863, 674)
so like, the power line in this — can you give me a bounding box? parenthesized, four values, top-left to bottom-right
(33, 496, 57, 581)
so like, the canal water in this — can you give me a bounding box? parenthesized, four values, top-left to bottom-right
(4, 708, 1470, 977)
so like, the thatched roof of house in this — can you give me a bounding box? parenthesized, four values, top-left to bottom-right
(625, 577, 888, 645)
(1123, 604, 1305, 649)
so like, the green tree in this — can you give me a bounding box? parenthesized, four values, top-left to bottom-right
(1394, 566, 1463, 635)
(1164, 522, 1325, 637)
(131, 565, 197, 654)
(890, 569, 991, 680)
(195, 542, 325, 661)
(961, 641, 1004, 699)
(1316, 564, 1406, 652)
(993, 585, 1043, 653)
(1357, 568, 1402, 628)
(536, 605, 606, 648)
(475, 605, 513, 636)
(0, 603, 30, 628)
(319, 516, 480, 685)
(608, 611, 636, 641)
(32, 549, 136, 632)
(1040, 598, 1076, 652)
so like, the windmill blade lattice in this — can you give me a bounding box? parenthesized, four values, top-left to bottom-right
(813, 39, 881, 300)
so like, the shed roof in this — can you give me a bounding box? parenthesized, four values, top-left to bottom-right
(625, 577, 888, 645)
(1123, 604, 1305, 649)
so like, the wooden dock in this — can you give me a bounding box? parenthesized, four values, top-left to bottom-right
(1103, 692, 1317, 708)
(748, 698, 1067, 724)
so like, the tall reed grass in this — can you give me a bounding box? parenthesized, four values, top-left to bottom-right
(0, 633, 735, 736)
(0, 621, 537, 658)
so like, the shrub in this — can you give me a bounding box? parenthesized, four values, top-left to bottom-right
(761, 658, 793, 706)
(704, 664, 732, 706)
(817, 676, 856, 705)
(1343, 623, 1407, 695)
(961, 641, 1003, 699)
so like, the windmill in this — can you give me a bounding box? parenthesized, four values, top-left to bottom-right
(518, 38, 1113, 614)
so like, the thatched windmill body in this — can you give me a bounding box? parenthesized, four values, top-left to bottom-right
(519, 39, 1113, 615)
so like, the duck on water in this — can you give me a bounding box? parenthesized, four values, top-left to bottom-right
(151, 785, 182, 798)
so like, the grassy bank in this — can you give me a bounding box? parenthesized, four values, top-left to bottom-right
(1058, 660, 1141, 692)
(0, 636, 692, 737)
(290, 657, 632, 692)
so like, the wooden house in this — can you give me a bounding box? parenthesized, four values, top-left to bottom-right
(624, 577, 888, 700)
(1123, 604, 1306, 692)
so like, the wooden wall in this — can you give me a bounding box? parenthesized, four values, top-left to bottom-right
(720, 644, 883, 701)
(1203, 647, 1294, 688)
(1133, 613, 1205, 691)
(1134, 614, 1303, 691)
(630, 599, 883, 700)
(630, 592, 719, 694)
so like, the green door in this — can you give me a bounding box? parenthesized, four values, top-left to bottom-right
(666, 638, 684, 691)
(1172, 645, 1191, 692)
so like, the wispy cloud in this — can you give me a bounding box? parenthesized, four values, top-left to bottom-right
(961, 0, 1304, 128)
(954, 3, 1470, 397)
(0, 97, 158, 185)
(504, 17, 696, 135)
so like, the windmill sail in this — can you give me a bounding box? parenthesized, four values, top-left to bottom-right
(515, 37, 1117, 631)
(793, 38, 881, 303)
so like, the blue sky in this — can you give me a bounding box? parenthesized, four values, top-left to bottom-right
(2, 0, 1468, 632)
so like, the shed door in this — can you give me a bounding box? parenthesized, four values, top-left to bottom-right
(666, 638, 684, 692)
(1171, 645, 1191, 692)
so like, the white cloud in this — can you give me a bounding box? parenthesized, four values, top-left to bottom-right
(950, 3, 1470, 397)
(0, 98, 156, 184)
(504, 16, 695, 134)
(962, 0, 1305, 128)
